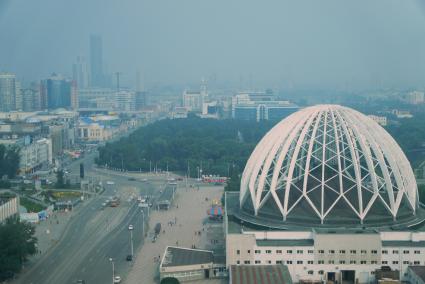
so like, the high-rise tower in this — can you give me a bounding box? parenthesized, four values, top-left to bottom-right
(90, 34, 104, 87)
(0, 73, 17, 112)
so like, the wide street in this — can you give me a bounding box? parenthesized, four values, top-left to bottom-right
(13, 151, 168, 284)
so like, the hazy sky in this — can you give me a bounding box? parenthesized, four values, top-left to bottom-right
(1, 0, 425, 89)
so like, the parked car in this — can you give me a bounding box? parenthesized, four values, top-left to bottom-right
(126, 254, 133, 261)
(114, 276, 121, 283)
(106, 181, 115, 185)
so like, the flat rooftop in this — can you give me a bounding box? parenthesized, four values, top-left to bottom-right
(229, 264, 292, 284)
(160, 246, 213, 268)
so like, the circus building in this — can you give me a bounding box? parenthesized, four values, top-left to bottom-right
(224, 105, 425, 284)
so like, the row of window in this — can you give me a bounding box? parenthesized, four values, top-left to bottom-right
(236, 249, 422, 255)
(235, 260, 423, 265)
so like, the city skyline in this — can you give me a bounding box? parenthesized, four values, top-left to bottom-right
(1, 0, 425, 89)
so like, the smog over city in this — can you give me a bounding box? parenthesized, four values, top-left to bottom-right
(1, 1, 425, 284)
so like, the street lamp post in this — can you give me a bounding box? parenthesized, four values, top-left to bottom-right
(141, 210, 145, 236)
(109, 257, 115, 284)
(129, 225, 134, 257)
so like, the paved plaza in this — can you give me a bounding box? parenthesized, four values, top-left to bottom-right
(125, 183, 226, 284)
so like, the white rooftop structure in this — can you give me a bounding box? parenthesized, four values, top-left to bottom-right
(240, 105, 418, 226)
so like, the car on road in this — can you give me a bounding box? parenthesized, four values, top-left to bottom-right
(76, 280, 86, 284)
(126, 254, 133, 261)
(141, 178, 148, 182)
(106, 181, 115, 185)
(128, 224, 134, 230)
(114, 276, 121, 283)
(128, 177, 136, 181)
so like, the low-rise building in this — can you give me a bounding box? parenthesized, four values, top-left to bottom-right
(0, 195, 19, 223)
(231, 92, 299, 121)
(19, 138, 53, 174)
(159, 246, 226, 282)
(368, 115, 387, 126)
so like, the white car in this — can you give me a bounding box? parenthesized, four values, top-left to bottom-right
(128, 224, 134, 230)
(106, 181, 115, 185)
(113, 276, 121, 283)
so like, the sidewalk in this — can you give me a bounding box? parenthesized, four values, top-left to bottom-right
(125, 184, 225, 284)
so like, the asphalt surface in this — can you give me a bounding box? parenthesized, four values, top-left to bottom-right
(14, 152, 165, 284)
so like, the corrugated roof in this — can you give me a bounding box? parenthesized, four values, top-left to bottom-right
(230, 265, 292, 284)
(161, 246, 213, 267)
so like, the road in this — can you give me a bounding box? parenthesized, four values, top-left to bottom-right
(14, 153, 167, 284)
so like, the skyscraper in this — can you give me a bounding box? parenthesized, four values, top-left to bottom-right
(0, 73, 16, 112)
(72, 56, 89, 89)
(41, 74, 78, 110)
(90, 34, 104, 87)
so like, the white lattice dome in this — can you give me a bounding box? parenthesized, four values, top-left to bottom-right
(240, 105, 419, 225)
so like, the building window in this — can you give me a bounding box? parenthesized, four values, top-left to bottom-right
(339, 250, 346, 254)
(414, 261, 420, 265)
(350, 250, 357, 254)
(236, 250, 240, 255)
(329, 250, 335, 254)
(340, 260, 346, 264)
(287, 261, 293, 264)
(247, 250, 251, 254)
(393, 261, 399, 265)
(318, 260, 324, 264)
(276, 260, 282, 264)
(266, 250, 272, 254)
(350, 260, 356, 264)
(267, 260, 272, 264)
(403, 250, 410, 254)
(255, 260, 261, 264)
(403, 261, 409, 265)
(361, 261, 367, 264)
(255, 250, 261, 254)
(328, 260, 334, 264)
(308, 271, 314, 275)
(361, 250, 367, 254)
(382, 261, 388, 264)
(276, 250, 282, 254)
(308, 250, 314, 254)
(318, 270, 324, 275)
(371, 261, 378, 264)
(236, 261, 240, 264)
(308, 261, 314, 264)
(414, 250, 420, 254)
(382, 250, 388, 254)
(287, 250, 293, 254)
(371, 250, 378, 254)
(392, 250, 399, 254)
(297, 260, 303, 264)
(244, 260, 250, 264)
(297, 250, 303, 254)
(318, 250, 324, 254)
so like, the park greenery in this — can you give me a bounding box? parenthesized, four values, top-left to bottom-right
(0, 144, 20, 180)
(97, 111, 425, 199)
(0, 219, 37, 281)
(20, 197, 45, 213)
(96, 116, 275, 178)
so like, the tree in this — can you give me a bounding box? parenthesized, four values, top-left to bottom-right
(96, 117, 274, 177)
(0, 220, 37, 281)
(0, 144, 20, 179)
